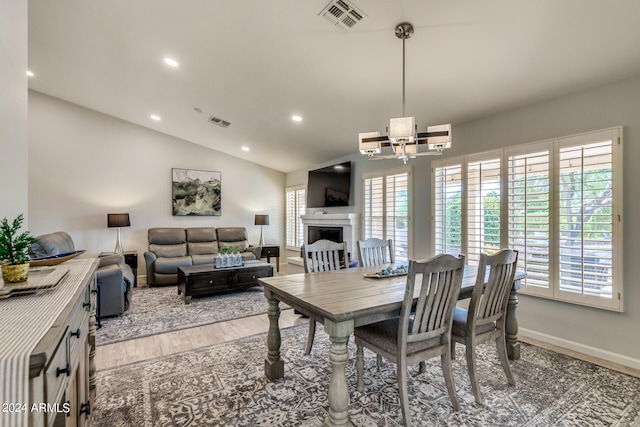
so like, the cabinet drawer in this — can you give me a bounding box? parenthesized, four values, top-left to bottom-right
(188, 272, 233, 291)
(262, 247, 279, 257)
(236, 271, 260, 286)
(44, 327, 70, 406)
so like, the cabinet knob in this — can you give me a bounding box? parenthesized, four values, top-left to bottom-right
(56, 363, 71, 377)
(209, 280, 213, 284)
(70, 328, 81, 339)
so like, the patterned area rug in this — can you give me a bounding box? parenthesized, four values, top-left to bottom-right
(92, 324, 640, 426)
(97, 286, 281, 346)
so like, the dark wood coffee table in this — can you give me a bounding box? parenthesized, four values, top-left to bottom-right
(177, 260, 274, 304)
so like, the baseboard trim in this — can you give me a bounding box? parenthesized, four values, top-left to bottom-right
(519, 328, 640, 376)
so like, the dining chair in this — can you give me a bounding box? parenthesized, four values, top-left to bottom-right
(357, 237, 394, 370)
(357, 238, 394, 267)
(302, 239, 348, 355)
(451, 249, 519, 405)
(355, 253, 466, 425)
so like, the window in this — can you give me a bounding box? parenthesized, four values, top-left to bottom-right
(433, 162, 463, 254)
(507, 144, 551, 295)
(432, 127, 623, 311)
(467, 154, 502, 265)
(363, 167, 411, 262)
(286, 185, 306, 250)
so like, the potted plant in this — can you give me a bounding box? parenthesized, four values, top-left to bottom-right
(0, 214, 37, 283)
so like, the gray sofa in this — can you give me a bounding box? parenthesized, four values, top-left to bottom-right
(144, 227, 262, 286)
(31, 231, 134, 317)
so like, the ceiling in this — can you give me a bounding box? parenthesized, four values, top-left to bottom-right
(27, 0, 640, 173)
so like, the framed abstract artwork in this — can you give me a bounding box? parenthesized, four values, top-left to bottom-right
(172, 168, 221, 216)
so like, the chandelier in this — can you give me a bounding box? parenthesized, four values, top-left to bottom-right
(359, 22, 452, 164)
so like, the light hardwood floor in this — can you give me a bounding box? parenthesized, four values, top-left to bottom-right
(95, 263, 308, 371)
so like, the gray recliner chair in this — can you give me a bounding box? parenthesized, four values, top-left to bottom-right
(31, 231, 134, 317)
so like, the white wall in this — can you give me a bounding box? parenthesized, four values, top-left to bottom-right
(286, 74, 640, 367)
(29, 91, 285, 279)
(0, 0, 28, 223)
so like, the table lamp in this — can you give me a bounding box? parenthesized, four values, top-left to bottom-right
(108, 213, 130, 254)
(254, 214, 269, 246)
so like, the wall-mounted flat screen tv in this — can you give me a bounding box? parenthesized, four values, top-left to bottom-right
(307, 161, 351, 208)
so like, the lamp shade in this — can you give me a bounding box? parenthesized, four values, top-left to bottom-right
(107, 213, 130, 228)
(254, 214, 269, 226)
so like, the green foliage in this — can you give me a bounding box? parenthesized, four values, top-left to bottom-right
(483, 191, 501, 247)
(0, 214, 38, 265)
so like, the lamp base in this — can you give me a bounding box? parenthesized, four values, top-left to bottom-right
(114, 227, 124, 254)
(259, 227, 265, 247)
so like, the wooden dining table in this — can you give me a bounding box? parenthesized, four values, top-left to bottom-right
(259, 264, 526, 427)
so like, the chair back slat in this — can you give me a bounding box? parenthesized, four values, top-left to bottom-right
(357, 238, 394, 267)
(401, 254, 465, 343)
(470, 249, 519, 327)
(303, 239, 348, 273)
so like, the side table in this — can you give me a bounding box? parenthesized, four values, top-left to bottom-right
(99, 250, 138, 287)
(260, 245, 280, 272)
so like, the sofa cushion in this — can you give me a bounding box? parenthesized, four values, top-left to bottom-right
(192, 254, 215, 265)
(31, 231, 75, 257)
(148, 228, 186, 245)
(151, 243, 187, 258)
(154, 256, 192, 274)
(216, 227, 249, 250)
(188, 242, 218, 255)
(186, 227, 217, 243)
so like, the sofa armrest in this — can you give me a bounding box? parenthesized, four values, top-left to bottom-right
(96, 263, 134, 316)
(144, 251, 157, 285)
(247, 246, 262, 259)
(98, 254, 125, 268)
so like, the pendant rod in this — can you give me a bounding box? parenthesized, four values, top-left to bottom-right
(402, 36, 406, 117)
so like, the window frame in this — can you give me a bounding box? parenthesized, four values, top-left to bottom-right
(431, 127, 623, 312)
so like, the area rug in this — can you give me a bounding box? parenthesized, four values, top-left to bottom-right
(97, 286, 284, 346)
(91, 324, 640, 426)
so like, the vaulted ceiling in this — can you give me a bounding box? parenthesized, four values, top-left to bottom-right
(28, 0, 640, 172)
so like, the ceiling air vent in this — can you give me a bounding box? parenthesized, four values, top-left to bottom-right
(319, 0, 367, 31)
(208, 115, 231, 128)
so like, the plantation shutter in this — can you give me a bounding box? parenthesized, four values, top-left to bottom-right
(557, 132, 616, 301)
(286, 186, 306, 249)
(363, 168, 411, 262)
(386, 172, 409, 262)
(507, 146, 551, 295)
(467, 155, 501, 265)
(433, 163, 463, 255)
(363, 176, 384, 240)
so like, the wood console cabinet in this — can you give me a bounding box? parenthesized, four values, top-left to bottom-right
(0, 259, 98, 427)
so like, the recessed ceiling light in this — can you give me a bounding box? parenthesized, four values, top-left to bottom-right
(26, 70, 34, 77)
(292, 115, 303, 122)
(163, 57, 179, 67)
(241, 146, 250, 152)
(150, 114, 161, 121)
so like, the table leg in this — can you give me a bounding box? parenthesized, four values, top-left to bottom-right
(324, 319, 354, 427)
(264, 289, 284, 379)
(505, 279, 521, 360)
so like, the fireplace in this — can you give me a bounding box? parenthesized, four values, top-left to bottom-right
(308, 226, 343, 244)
